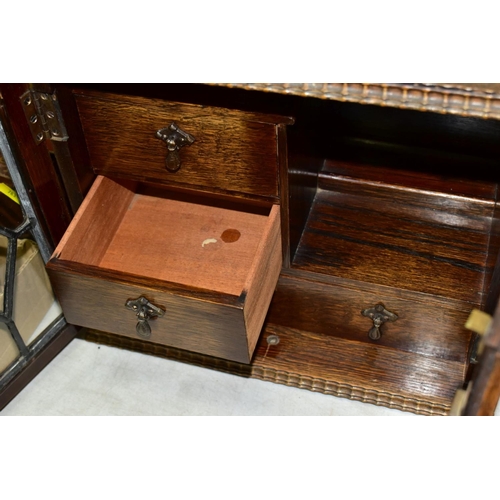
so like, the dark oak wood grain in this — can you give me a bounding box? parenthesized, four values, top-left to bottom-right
(484, 198, 500, 314)
(52, 84, 96, 202)
(7, 82, 500, 415)
(254, 322, 464, 414)
(266, 274, 474, 364)
(24, 83, 86, 215)
(48, 269, 251, 363)
(287, 153, 321, 262)
(73, 90, 291, 200)
(292, 161, 494, 304)
(320, 159, 498, 202)
(319, 159, 496, 223)
(277, 123, 291, 267)
(79, 267, 473, 415)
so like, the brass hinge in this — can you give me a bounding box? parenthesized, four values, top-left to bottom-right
(20, 90, 68, 145)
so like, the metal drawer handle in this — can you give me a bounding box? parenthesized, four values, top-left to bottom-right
(125, 296, 165, 339)
(155, 122, 195, 172)
(361, 303, 398, 340)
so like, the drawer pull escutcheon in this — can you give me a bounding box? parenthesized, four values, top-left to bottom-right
(155, 122, 195, 172)
(361, 303, 398, 340)
(125, 296, 165, 339)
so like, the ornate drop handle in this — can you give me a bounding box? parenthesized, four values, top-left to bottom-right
(361, 303, 398, 340)
(125, 296, 165, 339)
(155, 122, 195, 172)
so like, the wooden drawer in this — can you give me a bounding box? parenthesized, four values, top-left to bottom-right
(284, 159, 495, 364)
(259, 273, 473, 412)
(47, 176, 282, 363)
(265, 153, 492, 410)
(267, 274, 474, 364)
(73, 90, 292, 200)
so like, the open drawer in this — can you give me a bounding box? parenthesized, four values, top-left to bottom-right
(47, 175, 282, 363)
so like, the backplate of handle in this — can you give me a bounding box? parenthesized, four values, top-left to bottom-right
(361, 303, 398, 340)
(155, 122, 195, 172)
(125, 296, 165, 339)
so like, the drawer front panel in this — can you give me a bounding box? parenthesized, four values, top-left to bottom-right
(49, 270, 252, 363)
(47, 176, 283, 365)
(266, 274, 474, 364)
(74, 91, 281, 199)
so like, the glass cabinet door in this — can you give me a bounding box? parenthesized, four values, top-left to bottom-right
(0, 118, 65, 391)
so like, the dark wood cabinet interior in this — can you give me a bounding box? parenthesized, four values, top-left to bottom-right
(2, 82, 500, 415)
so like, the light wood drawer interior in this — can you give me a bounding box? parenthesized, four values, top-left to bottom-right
(47, 176, 282, 363)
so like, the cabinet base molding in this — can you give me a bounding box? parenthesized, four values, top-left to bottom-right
(249, 367, 450, 416)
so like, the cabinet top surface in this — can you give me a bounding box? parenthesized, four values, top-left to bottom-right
(212, 83, 500, 121)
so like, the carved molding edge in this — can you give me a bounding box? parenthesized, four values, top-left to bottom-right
(82, 330, 450, 416)
(212, 83, 500, 121)
(250, 366, 449, 416)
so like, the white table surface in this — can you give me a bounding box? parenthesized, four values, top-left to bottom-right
(1, 337, 421, 416)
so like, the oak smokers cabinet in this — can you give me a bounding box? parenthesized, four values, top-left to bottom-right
(2, 83, 500, 415)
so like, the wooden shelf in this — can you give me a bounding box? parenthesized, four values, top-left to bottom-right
(292, 160, 496, 304)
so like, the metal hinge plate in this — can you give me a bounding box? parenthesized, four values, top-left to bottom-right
(20, 90, 68, 145)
